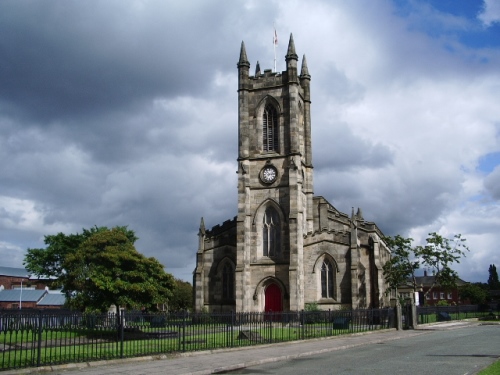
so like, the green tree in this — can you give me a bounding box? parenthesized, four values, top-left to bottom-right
(382, 235, 420, 294)
(24, 226, 137, 280)
(487, 264, 500, 290)
(383, 232, 469, 298)
(418, 232, 469, 298)
(62, 228, 175, 312)
(459, 283, 489, 305)
(169, 279, 193, 311)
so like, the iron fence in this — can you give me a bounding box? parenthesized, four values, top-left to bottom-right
(0, 307, 394, 371)
(416, 304, 498, 324)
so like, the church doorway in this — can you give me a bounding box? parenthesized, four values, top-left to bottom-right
(264, 283, 282, 313)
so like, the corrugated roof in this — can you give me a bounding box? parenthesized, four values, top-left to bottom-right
(37, 293, 65, 306)
(0, 289, 46, 302)
(0, 266, 29, 278)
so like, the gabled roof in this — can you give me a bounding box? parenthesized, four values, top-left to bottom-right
(37, 293, 65, 306)
(0, 289, 46, 302)
(414, 275, 467, 287)
(0, 266, 29, 278)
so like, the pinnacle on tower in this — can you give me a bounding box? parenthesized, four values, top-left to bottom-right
(255, 61, 261, 76)
(286, 33, 298, 61)
(238, 41, 250, 68)
(199, 217, 206, 236)
(300, 54, 310, 78)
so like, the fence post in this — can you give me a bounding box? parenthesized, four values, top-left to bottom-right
(231, 310, 235, 348)
(119, 308, 124, 358)
(301, 310, 305, 340)
(36, 310, 43, 367)
(269, 313, 273, 343)
(182, 310, 187, 352)
(395, 303, 402, 330)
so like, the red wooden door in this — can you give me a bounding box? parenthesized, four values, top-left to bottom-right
(264, 283, 282, 313)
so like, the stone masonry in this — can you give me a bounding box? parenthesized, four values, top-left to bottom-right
(193, 34, 390, 313)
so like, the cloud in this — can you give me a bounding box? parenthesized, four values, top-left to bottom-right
(0, 0, 500, 285)
(479, 0, 500, 27)
(484, 166, 500, 200)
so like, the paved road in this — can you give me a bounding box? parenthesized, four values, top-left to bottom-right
(3, 322, 497, 375)
(223, 324, 500, 375)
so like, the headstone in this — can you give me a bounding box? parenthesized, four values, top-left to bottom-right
(237, 330, 264, 341)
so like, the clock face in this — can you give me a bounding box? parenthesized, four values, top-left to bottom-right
(261, 166, 277, 184)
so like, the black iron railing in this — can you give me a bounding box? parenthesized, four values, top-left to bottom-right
(0, 308, 394, 371)
(416, 304, 497, 324)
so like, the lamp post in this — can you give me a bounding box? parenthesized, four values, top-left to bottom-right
(19, 279, 23, 310)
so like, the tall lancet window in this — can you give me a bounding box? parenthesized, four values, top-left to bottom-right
(263, 207, 281, 257)
(263, 105, 278, 152)
(321, 260, 335, 298)
(222, 263, 234, 300)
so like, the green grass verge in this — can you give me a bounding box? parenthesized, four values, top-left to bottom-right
(418, 311, 491, 324)
(1, 322, 376, 371)
(478, 359, 500, 375)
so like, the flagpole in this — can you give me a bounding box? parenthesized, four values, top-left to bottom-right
(273, 24, 277, 72)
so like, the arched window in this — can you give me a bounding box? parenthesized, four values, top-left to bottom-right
(263, 207, 281, 257)
(321, 260, 334, 298)
(222, 263, 234, 300)
(263, 105, 278, 152)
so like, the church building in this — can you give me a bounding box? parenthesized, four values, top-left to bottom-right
(193, 34, 391, 313)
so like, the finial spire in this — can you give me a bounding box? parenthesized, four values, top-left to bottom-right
(199, 217, 206, 235)
(255, 60, 261, 76)
(286, 33, 298, 61)
(300, 54, 310, 78)
(238, 41, 250, 68)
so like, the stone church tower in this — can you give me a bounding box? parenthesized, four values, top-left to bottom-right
(193, 35, 390, 313)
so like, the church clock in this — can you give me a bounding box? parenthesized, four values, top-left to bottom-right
(260, 165, 277, 184)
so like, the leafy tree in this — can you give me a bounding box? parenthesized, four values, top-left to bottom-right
(169, 279, 193, 311)
(488, 264, 500, 290)
(382, 235, 419, 294)
(62, 228, 174, 312)
(459, 283, 489, 305)
(383, 232, 469, 298)
(418, 232, 469, 298)
(24, 226, 137, 280)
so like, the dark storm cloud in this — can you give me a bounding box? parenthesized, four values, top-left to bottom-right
(484, 168, 500, 200)
(313, 122, 394, 172)
(1, 0, 499, 285)
(0, 1, 240, 123)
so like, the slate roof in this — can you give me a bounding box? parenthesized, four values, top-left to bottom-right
(414, 275, 467, 287)
(37, 293, 65, 306)
(0, 289, 46, 302)
(0, 266, 29, 278)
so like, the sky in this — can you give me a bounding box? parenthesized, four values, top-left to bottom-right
(1, 0, 499, 284)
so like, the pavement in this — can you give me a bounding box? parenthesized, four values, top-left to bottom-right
(3, 321, 480, 375)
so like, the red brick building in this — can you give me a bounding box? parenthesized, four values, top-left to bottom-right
(416, 271, 467, 306)
(0, 266, 64, 309)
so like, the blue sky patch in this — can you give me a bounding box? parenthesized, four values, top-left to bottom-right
(477, 152, 500, 173)
(393, 0, 500, 48)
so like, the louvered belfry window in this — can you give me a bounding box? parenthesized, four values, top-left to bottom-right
(263, 105, 278, 152)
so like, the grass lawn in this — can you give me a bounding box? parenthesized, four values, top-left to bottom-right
(1, 319, 382, 371)
(478, 359, 500, 374)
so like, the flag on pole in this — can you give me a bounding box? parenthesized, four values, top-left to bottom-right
(273, 25, 278, 72)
